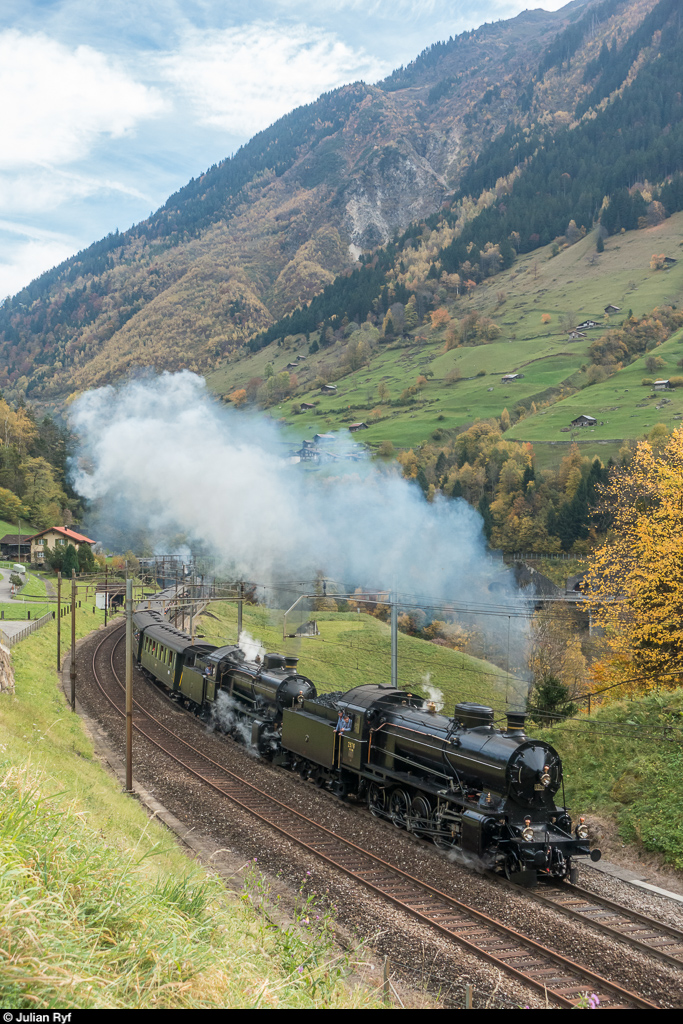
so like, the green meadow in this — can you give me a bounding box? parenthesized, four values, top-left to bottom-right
(207, 213, 683, 456)
(0, 609, 381, 1009)
(198, 601, 521, 712)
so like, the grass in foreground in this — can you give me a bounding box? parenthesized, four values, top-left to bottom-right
(533, 689, 683, 871)
(0, 609, 382, 1009)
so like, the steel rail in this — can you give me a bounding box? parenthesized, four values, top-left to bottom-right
(89, 625, 657, 1010)
(491, 875, 683, 970)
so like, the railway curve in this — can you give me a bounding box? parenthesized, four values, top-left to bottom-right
(80, 622, 665, 1010)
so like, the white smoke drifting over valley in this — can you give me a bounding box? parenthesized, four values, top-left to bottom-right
(70, 371, 528, 667)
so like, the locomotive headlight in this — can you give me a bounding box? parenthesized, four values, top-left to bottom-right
(540, 764, 552, 787)
(576, 816, 589, 840)
(522, 816, 534, 842)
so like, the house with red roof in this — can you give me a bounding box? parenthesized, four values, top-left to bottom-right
(29, 526, 95, 566)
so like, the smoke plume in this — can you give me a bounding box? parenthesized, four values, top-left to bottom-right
(70, 371, 528, 666)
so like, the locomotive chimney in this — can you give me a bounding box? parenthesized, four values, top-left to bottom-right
(506, 711, 527, 734)
(284, 655, 299, 669)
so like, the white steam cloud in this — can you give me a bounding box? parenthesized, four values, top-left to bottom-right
(70, 371, 527, 660)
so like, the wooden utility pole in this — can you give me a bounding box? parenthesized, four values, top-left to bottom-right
(391, 578, 398, 689)
(237, 580, 243, 639)
(56, 571, 61, 670)
(125, 578, 133, 792)
(104, 563, 108, 626)
(70, 569, 76, 711)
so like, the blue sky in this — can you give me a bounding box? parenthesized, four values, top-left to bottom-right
(0, 0, 570, 299)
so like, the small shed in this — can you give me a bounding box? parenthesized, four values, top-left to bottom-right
(285, 362, 298, 370)
(0, 534, 32, 560)
(320, 384, 337, 394)
(604, 304, 620, 314)
(300, 402, 315, 410)
(349, 422, 368, 432)
(296, 354, 306, 361)
(567, 330, 586, 340)
(570, 415, 597, 427)
(663, 257, 678, 266)
(654, 379, 671, 391)
(313, 433, 335, 444)
(501, 373, 524, 382)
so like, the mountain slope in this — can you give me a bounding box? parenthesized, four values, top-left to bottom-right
(0, 0, 675, 405)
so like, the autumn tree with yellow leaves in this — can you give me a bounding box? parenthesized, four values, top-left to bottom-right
(586, 427, 683, 689)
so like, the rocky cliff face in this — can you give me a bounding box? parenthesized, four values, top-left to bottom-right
(0, 643, 15, 695)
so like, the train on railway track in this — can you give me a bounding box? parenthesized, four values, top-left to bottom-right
(132, 604, 601, 882)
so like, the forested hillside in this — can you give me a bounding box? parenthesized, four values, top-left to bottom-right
(1, 0, 681, 407)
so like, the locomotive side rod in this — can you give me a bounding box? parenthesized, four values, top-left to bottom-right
(89, 625, 658, 1011)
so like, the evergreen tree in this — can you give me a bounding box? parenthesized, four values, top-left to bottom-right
(61, 543, 80, 577)
(403, 301, 418, 331)
(77, 544, 96, 573)
(528, 675, 577, 725)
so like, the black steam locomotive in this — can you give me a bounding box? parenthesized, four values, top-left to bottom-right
(132, 606, 600, 881)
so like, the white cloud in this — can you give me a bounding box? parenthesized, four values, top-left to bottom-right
(157, 23, 390, 135)
(0, 167, 153, 216)
(0, 30, 166, 169)
(0, 222, 79, 299)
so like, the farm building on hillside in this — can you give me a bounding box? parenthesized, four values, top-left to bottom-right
(29, 526, 95, 565)
(349, 422, 368, 432)
(664, 256, 678, 266)
(654, 379, 671, 390)
(285, 362, 298, 370)
(576, 319, 599, 330)
(604, 304, 620, 314)
(300, 402, 315, 410)
(501, 373, 524, 382)
(567, 330, 586, 340)
(570, 415, 597, 427)
(313, 433, 335, 444)
(0, 534, 31, 560)
(319, 384, 337, 395)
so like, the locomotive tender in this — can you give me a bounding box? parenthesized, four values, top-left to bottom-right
(133, 606, 600, 881)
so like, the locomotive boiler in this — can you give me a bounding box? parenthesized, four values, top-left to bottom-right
(132, 605, 599, 881)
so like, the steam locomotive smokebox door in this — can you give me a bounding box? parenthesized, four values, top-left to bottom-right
(282, 708, 335, 768)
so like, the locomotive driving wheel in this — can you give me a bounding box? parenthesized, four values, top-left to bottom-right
(367, 782, 385, 817)
(389, 788, 409, 829)
(409, 795, 432, 837)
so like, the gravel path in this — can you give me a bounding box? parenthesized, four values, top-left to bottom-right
(73, 623, 683, 1008)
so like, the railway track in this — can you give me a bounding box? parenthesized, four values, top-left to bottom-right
(90, 623, 659, 1010)
(498, 877, 683, 970)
